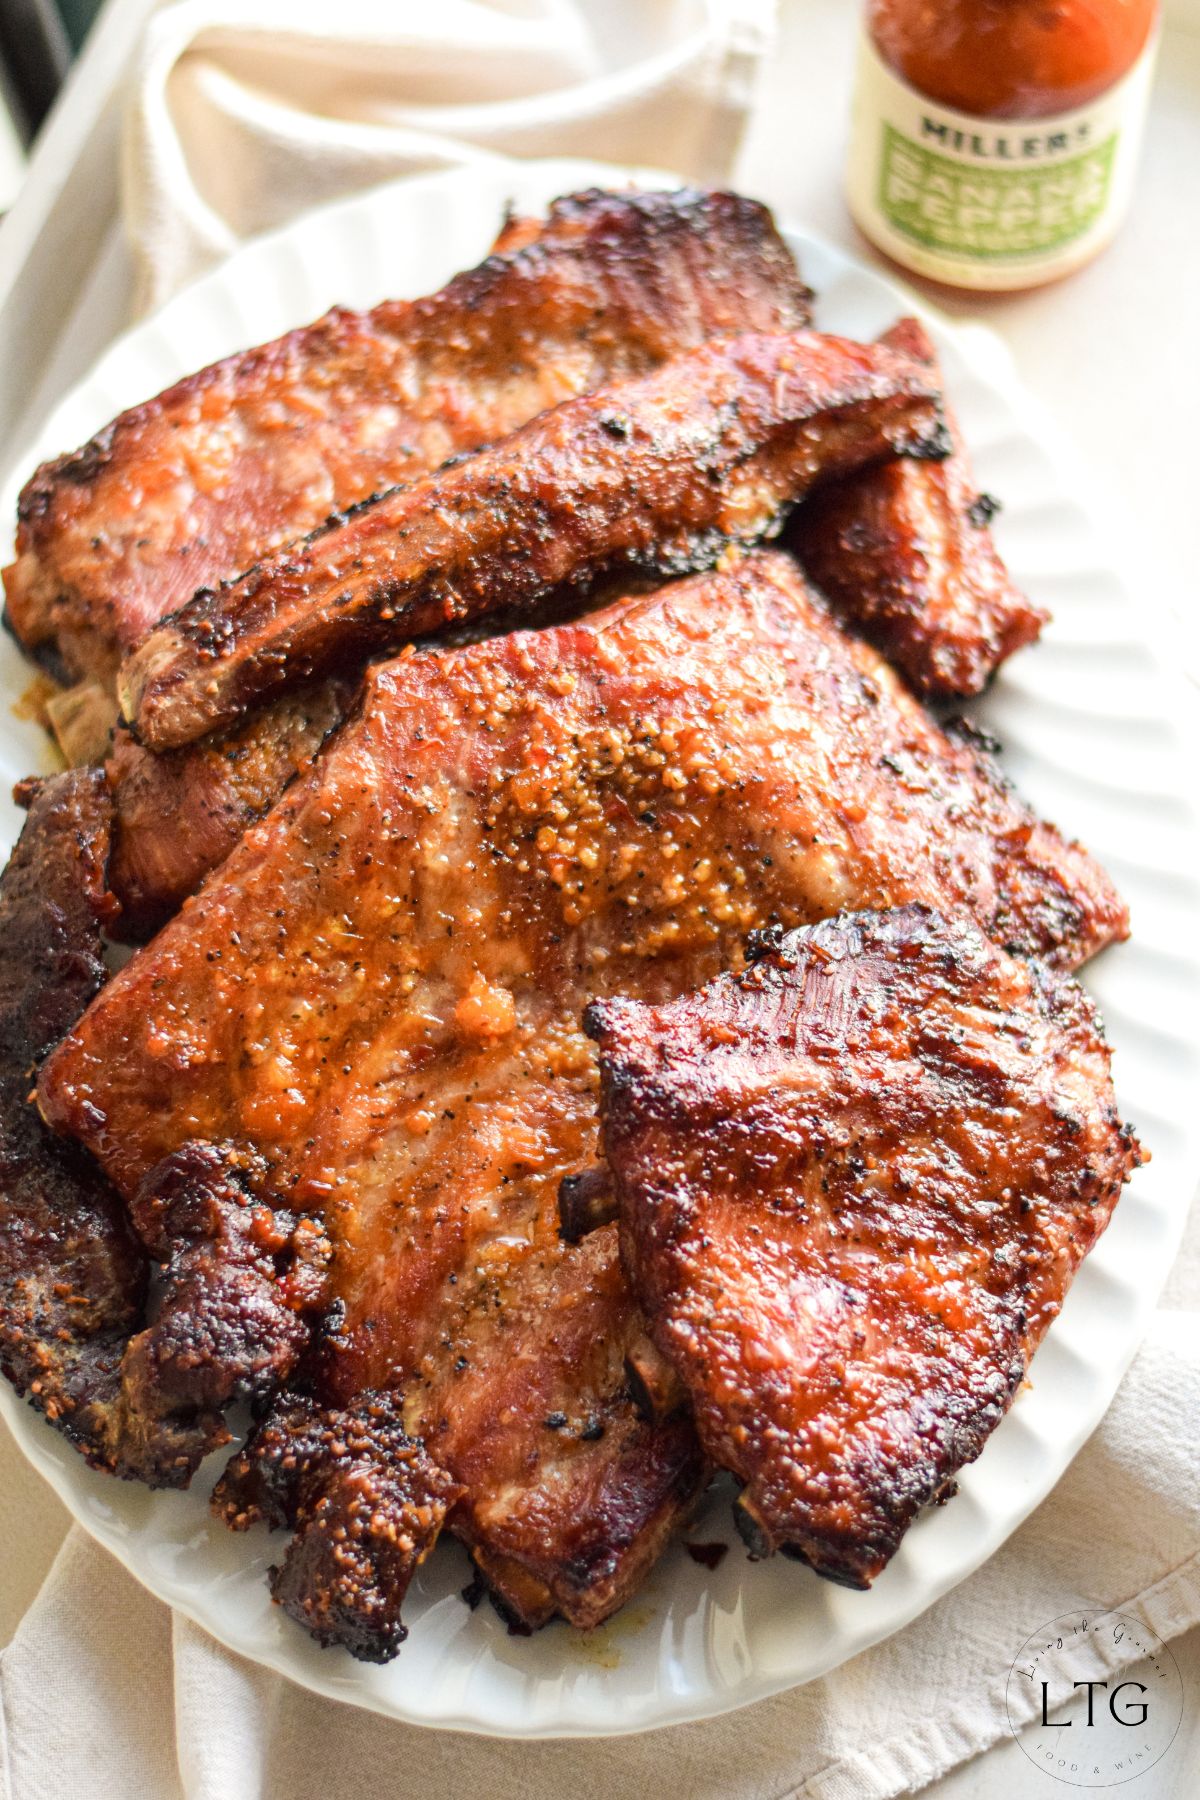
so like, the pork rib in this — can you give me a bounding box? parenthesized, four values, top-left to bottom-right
(119, 331, 948, 750)
(36, 551, 1124, 1652)
(792, 318, 1047, 698)
(0, 772, 148, 1470)
(106, 678, 356, 937)
(216, 1391, 464, 1663)
(117, 1140, 332, 1475)
(586, 906, 1141, 1587)
(0, 773, 340, 1484)
(4, 188, 810, 686)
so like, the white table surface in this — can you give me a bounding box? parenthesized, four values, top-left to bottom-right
(0, 2, 1197, 1793)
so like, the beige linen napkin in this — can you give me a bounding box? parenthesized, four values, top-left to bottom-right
(123, 0, 775, 311)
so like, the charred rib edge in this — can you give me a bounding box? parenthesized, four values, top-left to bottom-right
(213, 1390, 462, 1663)
(116, 1140, 332, 1486)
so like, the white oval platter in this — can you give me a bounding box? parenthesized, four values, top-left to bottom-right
(1, 156, 1197, 1738)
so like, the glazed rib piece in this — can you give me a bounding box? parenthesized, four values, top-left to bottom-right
(793, 318, 1047, 698)
(106, 678, 356, 936)
(118, 331, 948, 751)
(4, 187, 811, 687)
(38, 552, 1124, 1653)
(117, 1139, 333, 1483)
(0, 772, 337, 1484)
(46, 550, 1128, 1184)
(587, 906, 1142, 1587)
(218, 1223, 706, 1645)
(216, 1390, 464, 1663)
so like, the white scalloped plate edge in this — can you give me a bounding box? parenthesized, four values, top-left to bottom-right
(1, 157, 1197, 1739)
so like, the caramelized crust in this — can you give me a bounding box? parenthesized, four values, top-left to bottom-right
(118, 331, 947, 751)
(793, 318, 1047, 697)
(215, 1391, 463, 1663)
(4, 188, 810, 685)
(118, 1141, 332, 1481)
(35, 553, 1123, 1645)
(0, 772, 148, 1471)
(0, 771, 340, 1483)
(106, 677, 356, 938)
(587, 906, 1142, 1587)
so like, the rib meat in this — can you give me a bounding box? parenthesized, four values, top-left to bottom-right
(792, 318, 1047, 698)
(0, 791, 459, 1606)
(117, 1140, 332, 1479)
(216, 1390, 464, 1663)
(4, 188, 810, 686)
(36, 551, 1124, 1652)
(587, 905, 1142, 1587)
(106, 677, 356, 936)
(0, 772, 146, 1470)
(118, 331, 948, 751)
(0, 772, 337, 1484)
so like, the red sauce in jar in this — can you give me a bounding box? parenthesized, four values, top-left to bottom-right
(868, 0, 1159, 119)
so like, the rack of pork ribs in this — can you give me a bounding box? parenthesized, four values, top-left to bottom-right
(0, 188, 1140, 1664)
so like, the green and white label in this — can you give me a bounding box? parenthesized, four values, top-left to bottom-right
(847, 30, 1156, 289)
(879, 125, 1118, 260)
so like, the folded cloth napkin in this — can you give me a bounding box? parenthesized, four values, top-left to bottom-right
(2, 1284, 1197, 1800)
(122, 0, 775, 310)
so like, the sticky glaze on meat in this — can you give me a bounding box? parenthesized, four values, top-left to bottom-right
(5, 188, 811, 685)
(118, 330, 947, 751)
(37, 552, 1125, 1644)
(587, 905, 1141, 1586)
(792, 317, 1047, 698)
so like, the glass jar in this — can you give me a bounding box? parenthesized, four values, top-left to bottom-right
(846, 1, 1160, 290)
